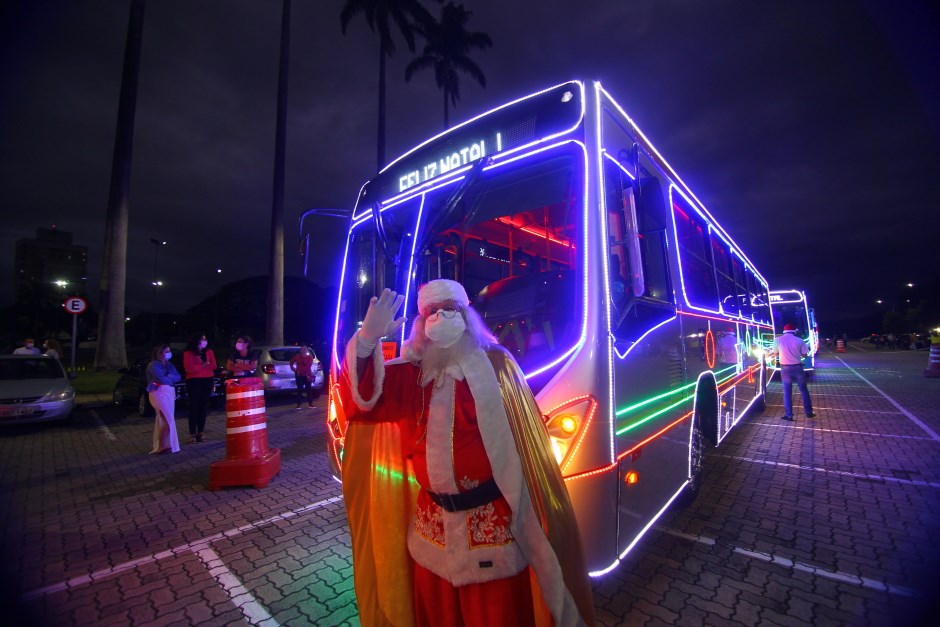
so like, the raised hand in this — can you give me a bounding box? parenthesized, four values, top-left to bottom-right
(360, 288, 406, 344)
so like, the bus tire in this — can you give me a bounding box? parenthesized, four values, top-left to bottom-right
(677, 414, 705, 507)
(697, 380, 719, 446)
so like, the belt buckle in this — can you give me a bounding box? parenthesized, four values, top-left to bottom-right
(442, 492, 458, 512)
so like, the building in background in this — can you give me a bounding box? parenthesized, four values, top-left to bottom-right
(14, 227, 88, 300)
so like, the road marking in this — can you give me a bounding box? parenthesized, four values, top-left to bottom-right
(89, 410, 117, 441)
(714, 454, 940, 488)
(748, 420, 936, 441)
(195, 548, 278, 626)
(20, 495, 344, 601)
(732, 547, 917, 597)
(766, 403, 906, 416)
(658, 527, 918, 597)
(833, 355, 940, 442)
(655, 526, 715, 545)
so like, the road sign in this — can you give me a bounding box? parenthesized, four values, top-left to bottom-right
(64, 296, 88, 315)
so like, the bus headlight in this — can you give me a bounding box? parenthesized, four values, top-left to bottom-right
(544, 396, 597, 469)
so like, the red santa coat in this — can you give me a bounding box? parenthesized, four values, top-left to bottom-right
(339, 332, 595, 626)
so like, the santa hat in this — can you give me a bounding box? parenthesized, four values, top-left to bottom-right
(783, 323, 797, 332)
(417, 279, 469, 314)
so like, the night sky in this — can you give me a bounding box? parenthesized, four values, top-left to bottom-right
(2, 0, 938, 334)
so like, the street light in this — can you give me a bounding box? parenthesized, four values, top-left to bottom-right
(150, 238, 166, 346)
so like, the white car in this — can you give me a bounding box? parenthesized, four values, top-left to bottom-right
(253, 346, 325, 396)
(0, 355, 75, 425)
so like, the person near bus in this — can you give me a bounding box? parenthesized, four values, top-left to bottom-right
(146, 344, 181, 454)
(225, 335, 258, 378)
(183, 333, 217, 443)
(771, 323, 814, 421)
(339, 281, 595, 627)
(289, 346, 316, 409)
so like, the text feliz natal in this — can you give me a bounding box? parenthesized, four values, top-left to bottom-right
(397, 133, 503, 193)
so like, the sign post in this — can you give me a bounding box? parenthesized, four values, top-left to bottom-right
(63, 296, 88, 371)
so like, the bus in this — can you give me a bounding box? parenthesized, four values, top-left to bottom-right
(769, 289, 817, 372)
(322, 80, 774, 577)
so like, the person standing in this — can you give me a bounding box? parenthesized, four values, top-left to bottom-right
(289, 346, 316, 409)
(772, 323, 815, 421)
(13, 338, 40, 355)
(339, 282, 595, 627)
(226, 336, 258, 378)
(183, 334, 217, 443)
(42, 339, 62, 360)
(146, 344, 181, 454)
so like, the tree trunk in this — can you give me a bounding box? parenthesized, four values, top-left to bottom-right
(377, 41, 386, 171)
(94, 0, 145, 370)
(267, 0, 290, 346)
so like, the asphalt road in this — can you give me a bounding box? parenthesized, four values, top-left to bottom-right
(1, 345, 937, 626)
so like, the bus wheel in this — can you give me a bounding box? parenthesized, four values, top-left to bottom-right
(678, 417, 705, 507)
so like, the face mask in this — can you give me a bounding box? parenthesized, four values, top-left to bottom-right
(198, 340, 208, 350)
(424, 315, 466, 348)
(164, 351, 172, 360)
(236, 342, 246, 351)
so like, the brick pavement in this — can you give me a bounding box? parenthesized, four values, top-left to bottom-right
(1, 345, 937, 625)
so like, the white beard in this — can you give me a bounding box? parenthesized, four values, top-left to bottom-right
(419, 332, 477, 386)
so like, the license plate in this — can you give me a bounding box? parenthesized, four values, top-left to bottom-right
(0, 406, 38, 417)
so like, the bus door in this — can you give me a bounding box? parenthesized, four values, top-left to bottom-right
(603, 157, 684, 556)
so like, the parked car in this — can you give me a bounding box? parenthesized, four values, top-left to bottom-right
(252, 345, 325, 396)
(0, 355, 75, 425)
(112, 356, 225, 417)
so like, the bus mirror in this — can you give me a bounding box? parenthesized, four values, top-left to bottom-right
(623, 187, 646, 298)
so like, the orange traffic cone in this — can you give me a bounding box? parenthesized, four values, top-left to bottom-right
(836, 339, 846, 353)
(209, 377, 281, 490)
(925, 345, 940, 378)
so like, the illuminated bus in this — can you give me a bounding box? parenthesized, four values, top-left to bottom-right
(769, 289, 817, 371)
(322, 80, 773, 577)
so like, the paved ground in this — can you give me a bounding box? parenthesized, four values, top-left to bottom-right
(1, 344, 938, 626)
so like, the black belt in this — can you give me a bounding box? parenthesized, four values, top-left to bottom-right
(426, 478, 502, 512)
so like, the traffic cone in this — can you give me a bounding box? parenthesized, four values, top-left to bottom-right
(836, 340, 846, 353)
(925, 345, 940, 378)
(208, 377, 281, 490)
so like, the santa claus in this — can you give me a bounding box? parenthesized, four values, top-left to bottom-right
(338, 279, 595, 627)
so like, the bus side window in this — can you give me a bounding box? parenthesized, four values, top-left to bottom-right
(634, 176, 671, 304)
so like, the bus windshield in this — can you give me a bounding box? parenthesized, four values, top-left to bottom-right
(772, 302, 810, 340)
(335, 144, 584, 382)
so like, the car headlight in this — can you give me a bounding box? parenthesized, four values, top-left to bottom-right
(42, 389, 75, 402)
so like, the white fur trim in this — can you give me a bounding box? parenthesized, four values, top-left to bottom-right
(459, 347, 585, 627)
(417, 279, 469, 313)
(343, 331, 386, 411)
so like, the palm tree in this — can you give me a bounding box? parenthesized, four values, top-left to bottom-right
(95, 0, 146, 370)
(267, 0, 291, 346)
(340, 0, 436, 170)
(405, 2, 491, 129)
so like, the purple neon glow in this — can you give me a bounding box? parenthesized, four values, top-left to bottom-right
(400, 194, 427, 345)
(378, 81, 586, 176)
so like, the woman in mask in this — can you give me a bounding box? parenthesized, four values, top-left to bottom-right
(146, 344, 181, 454)
(183, 333, 217, 443)
(226, 335, 258, 378)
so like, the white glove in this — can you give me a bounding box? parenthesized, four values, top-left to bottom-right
(359, 288, 406, 345)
